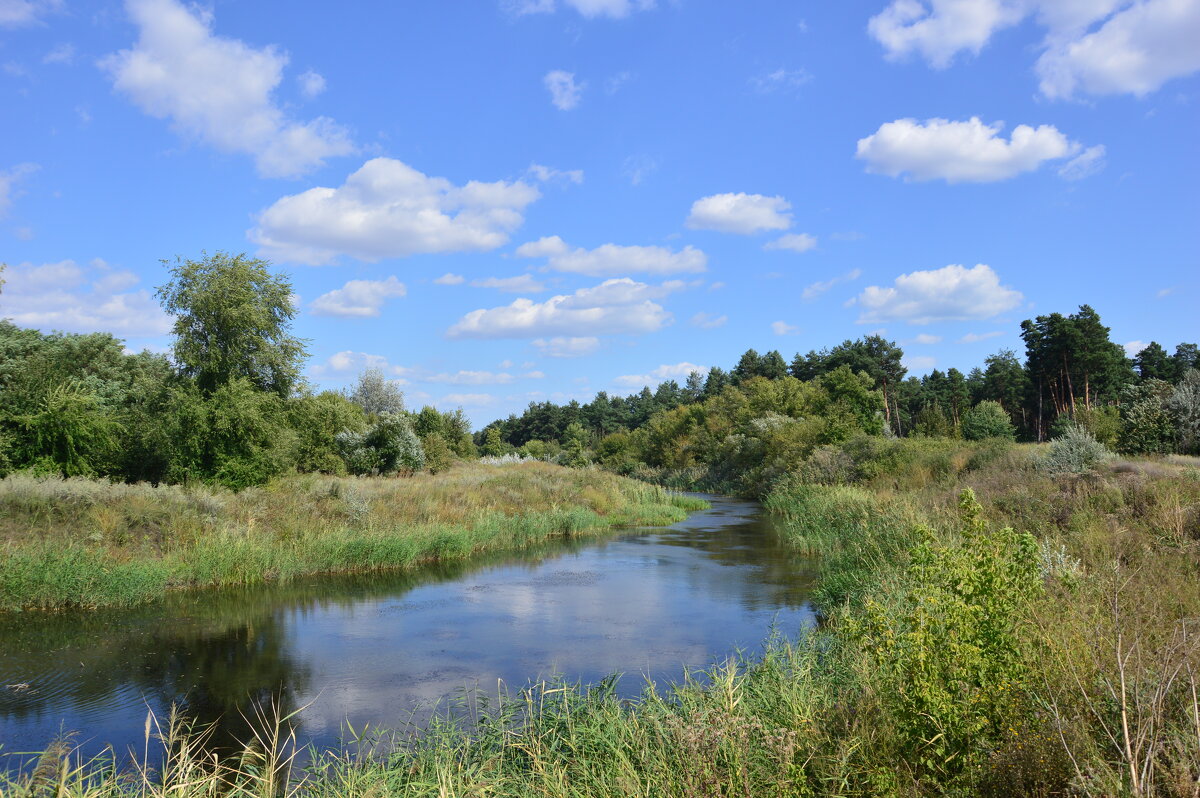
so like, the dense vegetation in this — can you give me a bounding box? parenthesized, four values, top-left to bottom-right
(2, 254, 1199, 795)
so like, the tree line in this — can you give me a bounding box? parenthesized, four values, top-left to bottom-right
(0, 254, 474, 489)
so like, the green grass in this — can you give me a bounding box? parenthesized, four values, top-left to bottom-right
(0, 462, 705, 611)
(5, 440, 1199, 796)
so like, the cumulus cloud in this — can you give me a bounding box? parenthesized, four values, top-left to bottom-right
(771, 321, 801, 335)
(533, 336, 601, 357)
(911, 333, 943, 344)
(803, 268, 862, 301)
(309, 276, 406, 318)
(309, 350, 410, 380)
(447, 278, 676, 339)
(690, 312, 728, 329)
(515, 235, 706, 276)
(852, 263, 1023, 325)
(685, 193, 793, 234)
(868, 0, 1200, 99)
(250, 158, 541, 264)
(508, 0, 655, 18)
(764, 233, 817, 253)
(857, 117, 1081, 182)
(614, 362, 708, 388)
(471, 275, 547, 293)
(42, 42, 74, 64)
(0, 162, 38, 216)
(424, 370, 516, 386)
(0, 258, 172, 337)
(1057, 144, 1107, 180)
(101, 0, 355, 178)
(434, 273, 465, 285)
(544, 70, 584, 110)
(1037, 0, 1200, 99)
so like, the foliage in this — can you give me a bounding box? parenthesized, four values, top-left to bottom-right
(19, 381, 123, 477)
(347, 367, 406, 416)
(1167, 369, 1200, 454)
(1118, 379, 1177, 454)
(156, 251, 307, 397)
(337, 412, 425, 476)
(961, 399, 1016, 441)
(1040, 426, 1112, 475)
(420, 432, 455, 474)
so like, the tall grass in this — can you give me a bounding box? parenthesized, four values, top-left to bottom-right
(6, 441, 1198, 796)
(0, 462, 705, 611)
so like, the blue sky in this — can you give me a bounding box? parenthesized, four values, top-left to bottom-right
(1, 0, 1197, 426)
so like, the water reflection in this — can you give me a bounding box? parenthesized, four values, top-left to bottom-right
(1, 495, 814, 763)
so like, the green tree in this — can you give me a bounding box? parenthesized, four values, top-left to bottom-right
(156, 252, 307, 397)
(759, 350, 788, 380)
(481, 426, 506, 457)
(1133, 341, 1171, 381)
(420, 432, 455, 474)
(961, 401, 1016, 441)
(1168, 369, 1200, 454)
(731, 349, 762, 384)
(21, 381, 123, 477)
(562, 421, 590, 467)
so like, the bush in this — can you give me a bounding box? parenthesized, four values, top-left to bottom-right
(962, 400, 1016, 441)
(1040, 426, 1111, 475)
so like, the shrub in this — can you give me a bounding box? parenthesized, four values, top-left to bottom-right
(962, 400, 1017, 441)
(1039, 427, 1112, 475)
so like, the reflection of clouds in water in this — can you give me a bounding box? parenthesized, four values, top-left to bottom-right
(3, 496, 817, 758)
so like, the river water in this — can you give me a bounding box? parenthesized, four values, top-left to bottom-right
(0, 495, 815, 763)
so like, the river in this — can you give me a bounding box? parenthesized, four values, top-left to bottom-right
(0, 494, 815, 765)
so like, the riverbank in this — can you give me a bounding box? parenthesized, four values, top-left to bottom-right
(5, 443, 1198, 796)
(0, 462, 705, 611)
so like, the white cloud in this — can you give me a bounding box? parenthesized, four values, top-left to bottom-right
(309, 276, 406, 318)
(508, 0, 655, 18)
(868, 0, 1026, 68)
(903, 355, 938, 371)
(0, 259, 172, 337)
(42, 42, 74, 64)
(533, 336, 601, 357)
(857, 117, 1080, 183)
(803, 268, 862, 301)
(297, 69, 326, 98)
(869, 0, 1200, 99)
(1123, 340, 1148, 357)
(911, 333, 943, 344)
(437, 392, 496, 408)
(1156, 287, 1175, 298)
(614, 362, 708, 388)
(764, 233, 817, 253)
(750, 67, 813, 93)
(250, 158, 540, 264)
(309, 350, 411, 380)
(544, 70, 584, 110)
(605, 70, 634, 93)
(852, 263, 1023, 325)
(526, 163, 584, 185)
(1057, 144, 1107, 180)
(690, 312, 728, 329)
(447, 278, 675, 339)
(0, 162, 38, 217)
(1038, 0, 1200, 98)
(771, 321, 801, 335)
(0, 0, 59, 27)
(959, 330, 1005, 343)
(685, 192, 793, 234)
(471, 275, 547, 293)
(101, 0, 355, 178)
(515, 235, 706, 276)
(434, 273, 465, 285)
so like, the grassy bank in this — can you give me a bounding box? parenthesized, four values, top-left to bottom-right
(5, 443, 1198, 796)
(0, 462, 705, 611)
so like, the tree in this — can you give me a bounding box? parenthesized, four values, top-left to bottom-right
(823, 335, 907, 433)
(21, 381, 123, 477)
(349, 368, 406, 416)
(683, 370, 705, 402)
(1168, 369, 1200, 454)
(961, 401, 1016, 441)
(156, 252, 307, 397)
(481, 426, 506, 457)
(1117, 380, 1175, 454)
(760, 350, 789, 380)
(562, 421, 590, 467)
(1133, 342, 1171, 381)
(732, 349, 762, 384)
(1170, 344, 1199, 382)
(338, 413, 424, 475)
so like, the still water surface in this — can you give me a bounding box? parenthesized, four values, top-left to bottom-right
(0, 495, 814, 761)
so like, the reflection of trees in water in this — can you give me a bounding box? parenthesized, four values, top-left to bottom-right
(0, 532, 600, 759)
